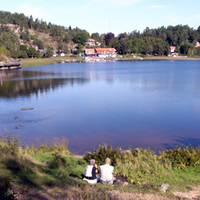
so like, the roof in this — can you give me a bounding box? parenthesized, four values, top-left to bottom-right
(84, 49, 95, 54)
(95, 48, 116, 51)
(88, 38, 95, 42)
(170, 46, 176, 49)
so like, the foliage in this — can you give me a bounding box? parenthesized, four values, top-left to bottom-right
(27, 47, 37, 58)
(45, 45, 54, 58)
(73, 32, 89, 44)
(49, 152, 66, 168)
(84, 145, 121, 166)
(0, 176, 16, 200)
(105, 32, 115, 46)
(160, 146, 200, 169)
(33, 38, 44, 49)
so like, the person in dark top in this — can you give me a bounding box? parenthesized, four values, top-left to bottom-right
(83, 159, 100, 184)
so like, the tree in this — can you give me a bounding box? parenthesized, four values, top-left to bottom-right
(27, 47, 37, 58)
(105, 32, 115, 46)
(73, 32, 88, 44)
(75, 43, 83, 54)
(45, 46, 53, 58)
(64, 33, 73, 43)
(28, 15, 33, 29)
(57, 43, 63, 53)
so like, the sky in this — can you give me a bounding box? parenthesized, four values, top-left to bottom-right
(1, 0, 200, 36)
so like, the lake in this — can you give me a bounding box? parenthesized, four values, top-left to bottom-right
(1, 60, 200, 154)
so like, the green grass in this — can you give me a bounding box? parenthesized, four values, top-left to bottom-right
(21, 56, 84, 67)
(1, 135, 200, 199)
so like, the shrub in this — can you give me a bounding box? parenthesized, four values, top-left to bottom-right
(160, 146, 200, 169)
(49, 152, 66, 168)
(115, 147, 168, 181)
(0, 176, 16, 200)
(84, 145, 121, 166)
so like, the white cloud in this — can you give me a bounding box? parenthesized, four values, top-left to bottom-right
(144, 5, 167, 9)
(18, 3, 49, 20)
(100, 20, 109, 24)
(197, 14, 200, 20)
(93, 0, 142, 7)
(163, 15, 180, 22)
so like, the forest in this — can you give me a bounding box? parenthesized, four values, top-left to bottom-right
(0, 10, 200, 59)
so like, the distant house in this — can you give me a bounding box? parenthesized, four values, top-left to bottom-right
(170, 46, 176, 53)
(84, 49, 96, 57)
(95, 48, 117, 58)
(58, 52, 65, 57)
(85, 38, 96, 46)
(169, 46, 178, 57)
(96, 42, 101, 46)
(195, 42, 200, 47)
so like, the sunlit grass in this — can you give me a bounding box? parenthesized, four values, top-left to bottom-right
(21, 56, 83, 67)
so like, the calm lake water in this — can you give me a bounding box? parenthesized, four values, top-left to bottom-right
(1, 60, 200, 154)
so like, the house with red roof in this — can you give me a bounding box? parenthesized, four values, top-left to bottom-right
(170, 46, 176, 53)
(84, 49, 96, 57)
(95, 48, 117, 58)
(85, 38, 96, 46)
(195, 41, 200, 47)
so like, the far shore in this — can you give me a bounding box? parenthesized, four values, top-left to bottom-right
(21, 56, 200, 68)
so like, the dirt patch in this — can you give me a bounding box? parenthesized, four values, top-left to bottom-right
(173, 185, 200, 199)
(110, 190, 177, 200)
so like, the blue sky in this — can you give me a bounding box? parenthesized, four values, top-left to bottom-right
(1, 0, 200, 36)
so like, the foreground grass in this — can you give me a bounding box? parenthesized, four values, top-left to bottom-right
(21, 56, 84, 67)
(1, 135, 200, 199)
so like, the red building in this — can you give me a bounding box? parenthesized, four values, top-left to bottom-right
(95, 48, 117, 58)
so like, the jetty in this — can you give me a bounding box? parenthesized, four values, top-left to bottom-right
(0, 59, 21, 70)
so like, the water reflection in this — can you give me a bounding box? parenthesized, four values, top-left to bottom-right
(1, 60, 200, 155)
(0, 70, 89, 98)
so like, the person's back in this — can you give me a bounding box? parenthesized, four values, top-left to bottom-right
(100, 158, 114, 185)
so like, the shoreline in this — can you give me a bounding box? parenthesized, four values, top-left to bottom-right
(21, 56, 200, 68)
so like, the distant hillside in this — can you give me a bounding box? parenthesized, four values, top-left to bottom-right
(0, 10, 200, 58)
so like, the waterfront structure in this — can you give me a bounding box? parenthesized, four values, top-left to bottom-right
(84, 49, 96, 57)
(0, 60, 21, 70)
(195, 42, 200, 47)
(95, 48, 117, 58)
(170, 46, 176, 53)
(169, 46, 178, 57)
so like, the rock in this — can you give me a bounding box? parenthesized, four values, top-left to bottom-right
(15, 116, 18, 119)
(179, 194, 192, 199)
(21, 108, 34, 110)
(122, 182, 128, 187)
(43, 161, 51, 165)
(15, 127, 18, 129)
(20, 124, 23, 126)
(159, 183, 169, 193)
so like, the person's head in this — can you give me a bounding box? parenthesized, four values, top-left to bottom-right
(89, 159, 96, 166)
(105, 157, 110, 164)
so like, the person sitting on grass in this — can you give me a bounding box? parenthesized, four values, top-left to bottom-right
(83, 159, 100, 184)
(99, 157, 115, 185)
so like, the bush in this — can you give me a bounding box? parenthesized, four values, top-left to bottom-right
(49, 152, 66, 168)
(84, 145, 121, 166)
(115, 147, 168, 181)
(160, 146, 200, 169)
(0, 176, 16, 200)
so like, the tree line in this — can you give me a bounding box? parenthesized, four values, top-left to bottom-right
(0, 10, 200, 59)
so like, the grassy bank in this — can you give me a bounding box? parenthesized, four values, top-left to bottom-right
(114, 55, 200, 61)
(1, 134, 200, 199)
(21, 56, 84, 68)
(21, 55, 200, 68)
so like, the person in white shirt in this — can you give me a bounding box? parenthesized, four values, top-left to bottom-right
(99, 157, 115, 185)
(83, 159, 100, 184)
